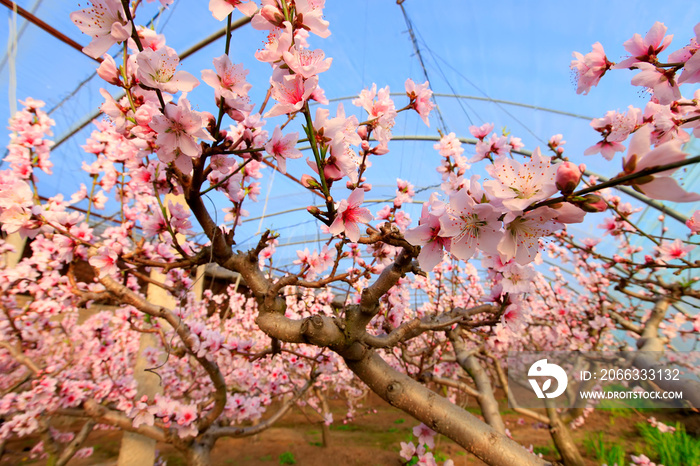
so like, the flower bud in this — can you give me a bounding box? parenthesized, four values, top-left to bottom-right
(555, 162, 582, 195)
(357, 125, 368, 139)
(301, 174, 320, 189)
(371, 144, 389, 155)
(97, 54, 121, 85)
(578, 194, 607, 212)
(260, 5, 284, 27)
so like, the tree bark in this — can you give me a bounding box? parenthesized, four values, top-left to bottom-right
(56, 420, 95, 466)
(450, 333, 506, 434)
(545, 402, 584, 466)
(185, 442, 212, 466)
(117, 265, 172, 466)
(345, 350, 549, 466)
(316, 389, 332, 448)
(633, 299, 700, 409)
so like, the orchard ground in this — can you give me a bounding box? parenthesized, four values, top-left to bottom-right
(3, 392, 697, 466)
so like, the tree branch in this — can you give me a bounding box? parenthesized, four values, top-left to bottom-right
(345, 350, 548, 465)
(209, 375, 316, 439)
(99, 275, 227, 434)
(55, 420, 96, 466)
(363, 304, 496, 348)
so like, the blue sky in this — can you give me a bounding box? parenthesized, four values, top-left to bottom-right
(1, 0, 699, 269)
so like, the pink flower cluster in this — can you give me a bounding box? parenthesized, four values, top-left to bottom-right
(399, 424, 454, 466)
(406, 137, 578, 272)
(5, 98, 54, 178)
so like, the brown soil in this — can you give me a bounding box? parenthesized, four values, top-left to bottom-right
(2, 393, 697, 466)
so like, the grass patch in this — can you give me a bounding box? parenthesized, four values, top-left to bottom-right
(165, 455, 186, 466)
(393, 418, 405, 424)
(533, 445, 554, 456)
(583, 432, 626, 466)
(330, 424, 359, 431)
(638, 422, 700, 466)
(279, 451, 296, 465)
(260, 455, 272, 461)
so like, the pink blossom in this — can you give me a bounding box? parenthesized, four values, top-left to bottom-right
(136, 46, 199, 94)
(255, 23, 295, 64)
(70, 0, 132, 59)
(630, 62, 681, 105)
(251, 1, 286, 31)
(583, 139, 626, 161)
(265, 71, 318, 118)
(472, 134, 513, 163)
(687, 210, 700, 234)
(405, 194, 449, 271)
(615, 22, 674, 69)
(130, 26, 166, 51)
(417, 452, 438, 466)
(312, 104, 361, 182)
(501, 303, 526, 329)
(469, 123, 494, 139)
(621, 125, 700, 202)
(499, 208, 563, 265)
(484, 148, 558, 212)
(588, 106, 643, 148)
(550, 202, 586, 224)
(500, 262, 536, 294)
(399, 441, 416, 461)
(548, 134, 566, 154)
(412, 423, 436, 449)
(405, 79, 434, 126)
(655, 239, 695, 263)
(265, 127, 302, 174)
(677, 23, 700, 84)
(555, 161, 582, 195)
(96, 54, 121, 85)
(570, 42, 612, 95)
(292, 0, 330, 38)
(352, 84, 397, 146)
(73, 448, 94, 460)
(439, 189, 503, 261)
(89, 246, 119, 277)
(630, 454, 658, 466)
(394, 178, 415, 207)
(176, 404, 197, 426)
(201, 55, 252, 100)
(282, 46, 332, 79)
(648, 416, 676, 433)
(0, 179, 34, 211)
(209, 0, 258, 21)
(150, 98, 215, 173)
(328, 189, 373, 242)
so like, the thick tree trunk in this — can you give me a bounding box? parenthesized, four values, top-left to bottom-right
(545, 403, 584, 466)
(315, 389, 332, 447)
(118, 265, 174, 466)
(345, 350, 549, 466)
(633, 299, 700, 409)
(186, 442, 212, 466)
(2, 232, 26, 268)
(451, 333, 506, 434)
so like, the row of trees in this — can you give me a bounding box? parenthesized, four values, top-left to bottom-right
(0, 1, 699, 465)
